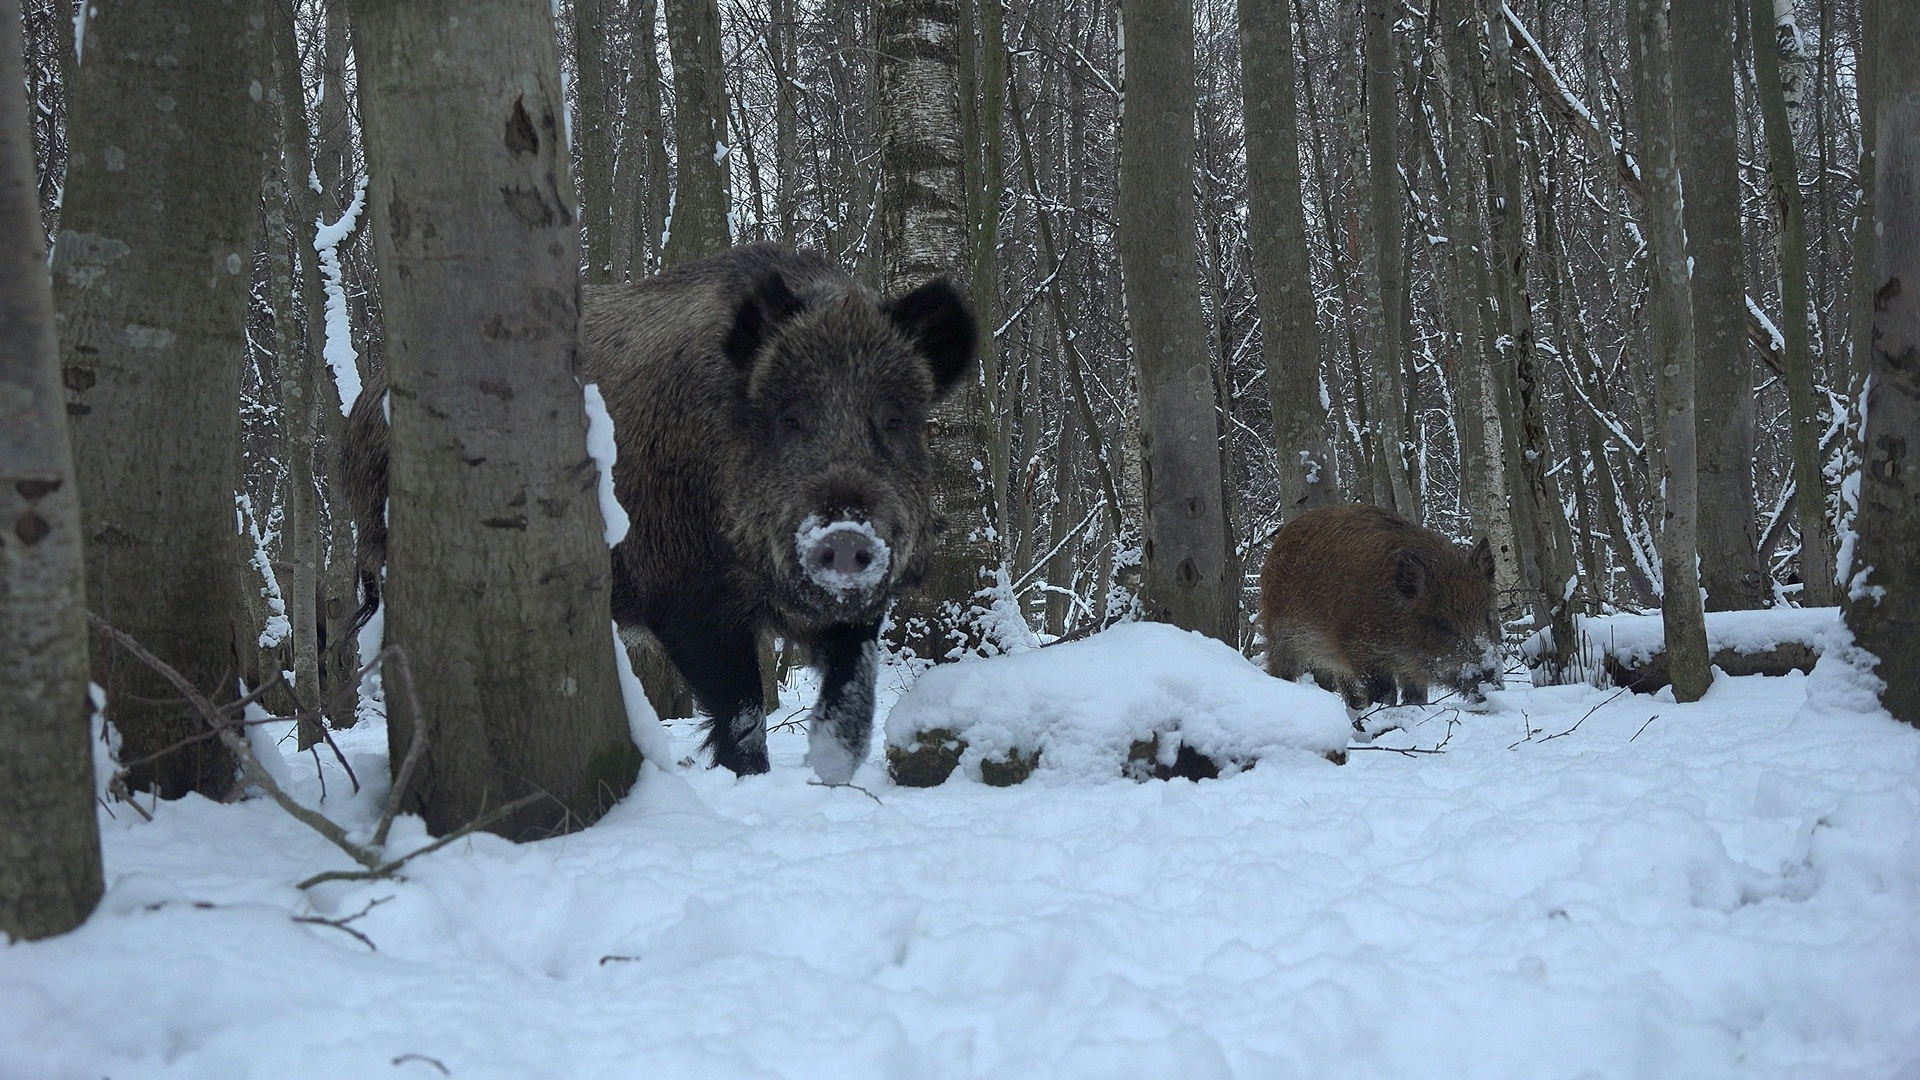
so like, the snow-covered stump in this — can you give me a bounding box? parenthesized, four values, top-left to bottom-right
(1580, 606, 1839, 693)
(885, 623, 1351, 787)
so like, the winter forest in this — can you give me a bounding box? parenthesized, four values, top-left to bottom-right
(3, 0, 1918, 1074)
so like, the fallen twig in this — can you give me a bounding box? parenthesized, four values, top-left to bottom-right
(391, 1053, 451, 1075)
(808, 780, 884, 804)
(292, 896, 391, 952)
(373, 645, 429, 848)
(296, 793, 546, 890)
(1629, 713, 1662, 742)
(1539, 686, 1633, 743)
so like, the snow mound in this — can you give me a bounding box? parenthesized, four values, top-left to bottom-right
(884, 621, 1351, 785)
(1580, 606, 1840, 666)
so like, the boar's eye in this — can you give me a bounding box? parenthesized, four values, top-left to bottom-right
(781, 415, 803, 432)
(883, 414, 904, 433)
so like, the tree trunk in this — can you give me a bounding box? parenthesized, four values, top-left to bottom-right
(1240, 0, 1335, 519)
(1364, 0, 1415, 518)
(0, 0, 103, 941)
(268, 13, 325, 747)
(1750, 0, 1834, 605)
(1847, 0, 1918, 726)
(617, 0, 671, 276)
(661, 0, 733, 265)
(349, 0, 639, 839)
(1629, 0, 1712, 702)
(878, 0, 1002, 660)
(53, 0, 271, 799)
(1117, 0, 1231, 642)
(1674, 0, 1766, 611)
(1481, 0, 1577, 677)
(572, 0, 616, 283)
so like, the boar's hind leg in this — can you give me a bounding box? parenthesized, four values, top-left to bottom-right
(803, 621, 882, 785)
(651, 611, 769, 776)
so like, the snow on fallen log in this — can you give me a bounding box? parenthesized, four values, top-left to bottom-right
(1579, 606, 1839, 693)
(884, 621, 1351, 787)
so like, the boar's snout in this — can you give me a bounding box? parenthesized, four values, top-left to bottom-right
(796, 515, 893, 597)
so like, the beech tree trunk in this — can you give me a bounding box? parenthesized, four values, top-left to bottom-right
(1118, 0, 1232, 642)
(1848, 0, 1918, 726)
(0, 0, 103, 941)
(1675, 0, 1767, 611)
(1629, 0, 1712, 703)
(572, 0, 616, 283)
(662, 0, 733, 265)
(53, 0, 271, 799)
(1240, 0, 1335, 519)
(349, 0, 639, 839)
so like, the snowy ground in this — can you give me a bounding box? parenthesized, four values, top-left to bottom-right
(5, 634, 1919, 1079)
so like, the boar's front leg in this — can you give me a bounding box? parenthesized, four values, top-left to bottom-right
(650, 603, 769, 776)
(803, 621, 882, 785)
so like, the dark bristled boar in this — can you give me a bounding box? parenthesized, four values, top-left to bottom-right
(1258, 503, 1502, 709)
(343, 243, 976, 782)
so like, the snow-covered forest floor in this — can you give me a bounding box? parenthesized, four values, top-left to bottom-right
(4, 635, 1918, 1079)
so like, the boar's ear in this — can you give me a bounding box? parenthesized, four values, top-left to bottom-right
(1394, 550, 1430, 601)
(887, 277, 978, 399)
(722, 272, 806, 371)
(1469, 537, 1495, 582)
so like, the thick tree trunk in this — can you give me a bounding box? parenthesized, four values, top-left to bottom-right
(1847, 0, 1918, 726)
(1674, 0, 1766, 611)
(661, 0, 733, 265)
(1117, 0, 1231, 642)
(1750, 0, 1834, 604)
(616, 0, 671, 276)
(349, 0, 639, 839)
(878, 0, 1001, 660)
(53, 0, 270, 799)
(0, 0, 103, 941)
(1240, 0, 1335, 519)
(1629, 0, 1712, 702)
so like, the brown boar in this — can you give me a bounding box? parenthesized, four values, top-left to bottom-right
(343, 243, 976, 782)
(1258, 503, 1501, 708)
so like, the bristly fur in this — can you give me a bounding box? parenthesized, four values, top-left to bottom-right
(1258, 503, 1501, 708)
(341, 243, 977, 777)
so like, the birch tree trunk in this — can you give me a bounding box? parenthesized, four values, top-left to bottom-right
(1118, 0, 1232, 642)
(1750, 0, 1834, 605)
(1847, 0, 1918, 726)
(1240, 0, 1335, 519)
(0, 0, 103, 941)
(1629, 0, 1712, 702)
(53, 0, 271, 799)
(662, 0, 733, 265)
(349, 0, 639, 839)
(1674, 0, 1767, 611)
(878, 0, 1001, 660)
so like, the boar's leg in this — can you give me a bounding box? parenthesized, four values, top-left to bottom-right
(802, 621, 882, 785)
(1337, 670, 1398, 711)
(648, 600, 769, 776)
(1398, 679, 1429, 706)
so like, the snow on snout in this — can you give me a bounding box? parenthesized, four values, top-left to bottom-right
(795, 515, 890, 593)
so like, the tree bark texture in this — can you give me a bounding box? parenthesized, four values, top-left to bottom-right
(53, 0, 271, 799)
(349, 0, 639, 840)
(878, 0, 1000, 660)
(1364, 0, 1414, 518)
(1629, 0, 1712, 703)
(662, 0, 733, 265)
(1750, 0, 1834, 605)
(0, 0, 104, 942)
(1118, 0, 1232, 642)
(572, 0, 616, 283)
(1674, 0, 1766, 611)
(1848, 0, 1919, 726)
(1239, 0, 1335, 520)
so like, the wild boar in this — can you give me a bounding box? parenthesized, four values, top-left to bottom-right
(343, 243, 976, 782)
(1258, 503, 1501, 709)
